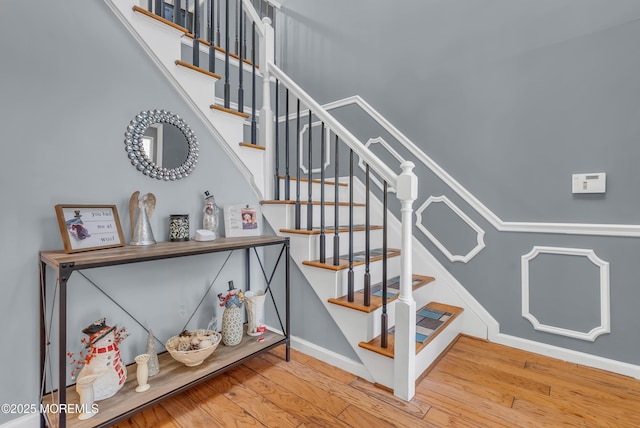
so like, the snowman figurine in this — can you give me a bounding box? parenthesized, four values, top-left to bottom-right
(76, 318, 127, 401)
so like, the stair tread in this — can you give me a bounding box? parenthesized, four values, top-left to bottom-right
(175, 59, 221, 80)
(358, 302, 464, 358)
(279, 175, 348, 187)
(261, 200, 365, 207)
(280, 225, 383, 235)
(239, 142, 266, 150)
(210, 104, 250, 119)
(302, 248, 401, 271)
(328, 275, 435, 313)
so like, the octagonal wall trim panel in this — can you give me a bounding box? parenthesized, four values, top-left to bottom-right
(298, 121, 331, 175)
(415, 195, 486, 263)
(521, 246, 611, 342)
(357, 137, 402, 193)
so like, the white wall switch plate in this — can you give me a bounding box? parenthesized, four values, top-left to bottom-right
(572, 173, 606, 194)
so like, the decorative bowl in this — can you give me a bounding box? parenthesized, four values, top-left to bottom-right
(165, 330, 221, 367)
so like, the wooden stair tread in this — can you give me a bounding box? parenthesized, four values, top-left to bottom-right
(302, 248, 401, 271)
(280, 225, 383, 235)
(261, 200, 365, 207)
(239, 142, 266, 150)
(328, 275, 435, 313)
(175, 59, 221, 80)
(279, 175, 348, 187)
(210, 104, 250, 119)
(133, 7, 259, 69)
(358, 302, 463, 358)
(133, 5, 188, 33)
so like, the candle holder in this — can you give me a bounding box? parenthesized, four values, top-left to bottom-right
(134, 354, 151, 392)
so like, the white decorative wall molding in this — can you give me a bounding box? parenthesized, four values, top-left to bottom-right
(319, 95, 640, 238)
(415, 195, 486, 263)
(521, 246, 610, 341)
(356, 137, 401, 193)
(298, 121, 330, 174)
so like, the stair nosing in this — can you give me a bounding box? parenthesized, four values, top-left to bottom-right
(301, 248, 401, 271)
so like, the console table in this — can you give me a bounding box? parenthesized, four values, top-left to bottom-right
(39, 236, 290, 428)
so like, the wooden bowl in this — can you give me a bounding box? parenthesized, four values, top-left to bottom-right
(165, 330, 221, 367)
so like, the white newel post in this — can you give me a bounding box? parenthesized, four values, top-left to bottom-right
(261, 17, 275, 200)
(394, 161, 417, 400)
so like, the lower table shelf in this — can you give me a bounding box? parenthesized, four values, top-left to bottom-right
(43, 329, 286, 428)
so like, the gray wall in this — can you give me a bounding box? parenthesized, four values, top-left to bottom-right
(277, 0, 640, 366)
(0, 0, 262, 423)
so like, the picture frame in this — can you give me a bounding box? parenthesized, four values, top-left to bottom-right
(223, 204, 261, 237)
(55, 204, 126, 253)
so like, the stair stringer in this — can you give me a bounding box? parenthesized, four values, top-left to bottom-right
(105, 0, 266, 198)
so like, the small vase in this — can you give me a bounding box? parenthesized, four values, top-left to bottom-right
(76, 374, 98, 420)
(244, 290, 266, 336)
(221, 305, 243, 346)
(134, 354, 151, 393)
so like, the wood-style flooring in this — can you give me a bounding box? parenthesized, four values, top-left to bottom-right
(114, 335, 640, 427)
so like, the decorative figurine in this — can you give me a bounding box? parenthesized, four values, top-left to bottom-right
(218, 281, 244, 346)
(202, 190, 220, 239)
(71, 318, 129, 401)
(145, 329, 160, 377)
(129, 191, 156, 245)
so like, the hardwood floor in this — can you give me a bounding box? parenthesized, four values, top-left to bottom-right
(115, 335, 640, 427)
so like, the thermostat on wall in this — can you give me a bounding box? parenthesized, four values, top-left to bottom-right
(572, 173, 606, 194)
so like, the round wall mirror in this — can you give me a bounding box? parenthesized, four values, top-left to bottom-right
(124, 110, 199, 181)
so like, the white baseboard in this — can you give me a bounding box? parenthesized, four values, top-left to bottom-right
(493, 333, 640, 379)
(0, 414, 38, 428)
(289, 335, 372, 382)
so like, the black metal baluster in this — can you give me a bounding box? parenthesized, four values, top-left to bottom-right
(319, 123, 326, 263)
(285, 89, 291, 201)
(381, 180, 388, 348)
(333, 134, 340, 265)
(176, 0, 182, 25)
(234, 0, 239, 54)
(251, 22, 257, 144)
(154, 0, 162, 17)
(274, 80, 280, 200)
(348, 149, 354, 302)
(185, 0, 190, 32)
(223, 0, 230, 108)
(237, 0, 244, 113)
(306, 110, 313, 231)
(192, 0, 200, 66)
(208, 0, 215, 72)
(295, 99, 301, 229)
(216, 0, 221, 47)
(364, 164, 370, 307)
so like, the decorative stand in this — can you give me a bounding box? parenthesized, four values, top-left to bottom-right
(244, 290, 266, 336)
(134, 354, 151, 392)
(76, 375, 97, 421)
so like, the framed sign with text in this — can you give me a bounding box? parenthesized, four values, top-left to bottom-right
(55, 204, 126, 253)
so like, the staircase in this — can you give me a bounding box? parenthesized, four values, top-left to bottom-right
(106, 0, 491, 400)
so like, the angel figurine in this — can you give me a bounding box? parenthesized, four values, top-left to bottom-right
(129, 191, 157, 245)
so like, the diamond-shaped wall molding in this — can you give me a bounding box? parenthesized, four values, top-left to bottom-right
(521, 246, 610, 341)
(298, 121, 330, 174)
(415, 195, 485, 263)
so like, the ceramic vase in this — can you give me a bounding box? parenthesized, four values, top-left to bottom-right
(135, 354, 151, 392)
(221, 305, 243, 346)
(77, 374, 98, 420)
(244, 290, 266, 336)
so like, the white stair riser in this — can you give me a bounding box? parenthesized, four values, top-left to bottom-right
(300, 257, 402, 301)
(285, 231, 390, 271)
(263, 203, 370, 232)
(278, 178, 350, 203)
